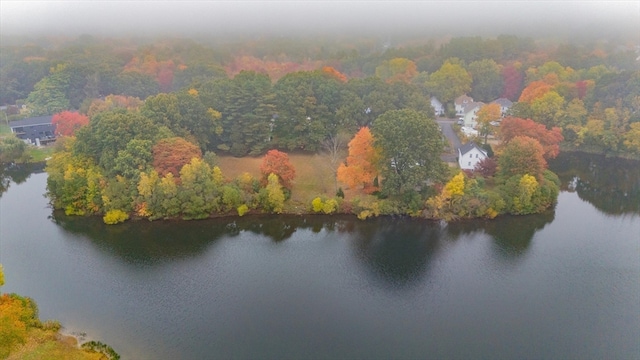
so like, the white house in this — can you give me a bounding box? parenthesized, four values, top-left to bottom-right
(462, 101, 484, 128)
(491, 98, 513, 117)
(430, 97, 445, 117)
(455, 95, 473, 116)
(458, 142, 487, 171)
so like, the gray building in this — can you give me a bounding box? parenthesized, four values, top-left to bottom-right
(9, 115, 56, 145)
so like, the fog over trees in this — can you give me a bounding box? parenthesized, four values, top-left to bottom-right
(1, 1, 638, 39)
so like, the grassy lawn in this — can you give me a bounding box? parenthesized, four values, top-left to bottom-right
(24, 145, 55, 163)
(217, 153, 342, 211)
(0, 123, 10, 134)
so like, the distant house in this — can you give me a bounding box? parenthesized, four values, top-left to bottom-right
(458, 142, 487, 171)
(430, 97, 445, 116)
(9, 115, 56, 146)
(491, 98, 513, 117)
(462, 102, 484, 128)
(455, 95, 473, 116)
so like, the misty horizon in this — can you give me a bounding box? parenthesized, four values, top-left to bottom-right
(1, 1, 639, 41)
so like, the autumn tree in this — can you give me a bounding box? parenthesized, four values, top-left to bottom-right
(501, 63, 524, 101)
(152, 137, 202, 178)
(426, 59, 472, 104)
(87, 95, 143, 117)
(530, 91, 565, 128)
(260, 150, 296, 189)
(500, 117, 563, 159)
(518, 80, 552, 104)
(337, 127, 378, 190)
(476, 103, 502, 144)
(375, 58, 418, 83)
(51, 111, 89, 137)
(498, 136, 547, 180)
(321, 66, 348, 83)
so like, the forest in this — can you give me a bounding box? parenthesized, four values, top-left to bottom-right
(0, 34, 638, 222)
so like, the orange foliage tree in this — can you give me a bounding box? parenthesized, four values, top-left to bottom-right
(51, 111, 89, 136)
(498, 136, 547, 180)
(321, 66, 348, 83)
(518, 80, 552, 104)
(260, 150, 296, 189)
(152, 137, 202, 178)
(500, 117, 564, 159)
(87, 95, 143, 117)
(337, 127, 378, 190)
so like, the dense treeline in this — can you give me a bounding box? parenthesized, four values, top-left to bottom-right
(2, 34, 637, 222)
(2, 34, 638, 155)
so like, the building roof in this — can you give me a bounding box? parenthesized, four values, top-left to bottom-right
(455, 95, 473, 106)
(458, 142, 487, 157)
(491, 98, 513, 107)
(9, 115, 53, 128)
(463, 101, 484, 114)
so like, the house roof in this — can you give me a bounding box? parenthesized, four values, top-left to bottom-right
(430, 96, 443, 105)
(491, 98, 513, 107)
(458, 142, 487, 157)
(455, 95, 473, 106)
(463, 101, 484, 114)
(9, 115, 53, 128)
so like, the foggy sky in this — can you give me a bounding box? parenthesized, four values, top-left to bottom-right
(1, 1, 639, 39)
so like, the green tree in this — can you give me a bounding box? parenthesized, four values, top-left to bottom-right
(426, 59, 472, 105)
(468, 59, 503, 102)
(178, 158, 221, 219)
(0, 264, 4, 287)
(372, 109, 447, 195)
(0, 137, 27, 164)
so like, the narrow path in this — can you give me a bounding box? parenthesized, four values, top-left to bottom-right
(436, 118, 461, 163)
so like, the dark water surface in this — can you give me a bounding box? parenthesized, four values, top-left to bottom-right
(1, 153, 639, 359)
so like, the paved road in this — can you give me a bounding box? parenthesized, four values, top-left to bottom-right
(436, 118, 461, 163)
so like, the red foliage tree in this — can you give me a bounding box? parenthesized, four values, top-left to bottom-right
(501, 64, 524, 101)
(152, 137, 202, 178)
(575, 80, 588, 100)
(51, 111, 89, 137)
(500, 117, 563, 159)
(474, 157, 498, 177)
(260, 150, 296, 189)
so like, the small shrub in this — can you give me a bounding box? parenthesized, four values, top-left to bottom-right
(322, 198, 339, 214)
(336, 187, 345, 198)
(41, 320, 62, 331)
(311, 197, 324, 212)
(103, 210, 129, 225)
(237, 204, 249, 216)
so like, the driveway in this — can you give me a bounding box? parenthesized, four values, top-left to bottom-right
(436, 118, 461, 163)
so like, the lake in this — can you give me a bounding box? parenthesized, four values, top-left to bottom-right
(1, 152, 639, 359)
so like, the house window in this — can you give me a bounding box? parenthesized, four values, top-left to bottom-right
(476, 154, 478, 158)
(468, 162, 471, 166)
(469, 154, 472, 158)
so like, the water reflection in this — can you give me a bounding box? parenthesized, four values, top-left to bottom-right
(0, 162, 45, 198)
(349, 218, 443, 288)
(549, 152, 640, 215)
(445, 209, 555, 262)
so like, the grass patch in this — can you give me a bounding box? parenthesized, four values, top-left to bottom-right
(0, 123, 10, 134)
(23, 146, 55, 163)
(217, 153, 342, 212)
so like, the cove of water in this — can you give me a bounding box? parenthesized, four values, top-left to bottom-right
(1, 153, 638, 359)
